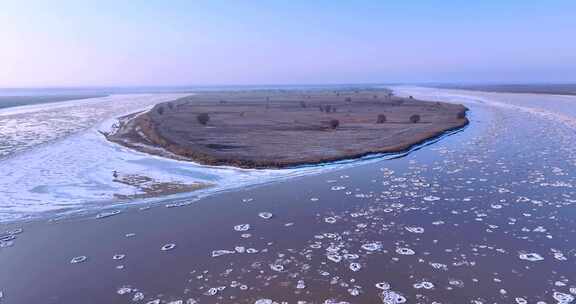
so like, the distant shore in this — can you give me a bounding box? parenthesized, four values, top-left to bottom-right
(0, 95, 107, 110)
(428, 83, 576, 96)
(107, 89, 469, 169)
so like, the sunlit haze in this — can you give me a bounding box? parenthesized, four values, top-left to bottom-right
(1, 0, 575, 87)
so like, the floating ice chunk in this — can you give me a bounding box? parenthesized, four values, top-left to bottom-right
(113, 254, 125, 260)
(349, 262, 362, 272)
(146, 300, 161, 304)
(405, 226, 424, 234)
(324, 299, 351, 304)
(234, 224, 251, 232)
(258, 212, 273, 220)
(166, 201, 193, 208)
(96, 210, 121, 219)
(7, 228, 23, 235)
(327, 254, 342, 263)
(204, 288, 218, 296)
(553, 292, 575, 304)
(246, 248, 259, 254)
(448, 279, 464, 287)
(0, 235, 15, 242)
(413, 281, 434, 289)
(254, 299, 273, 304)
(0, 240, 14, 248)
(348, 287, 361, 296)
(375, 282, 391, 290)
(423, 196, 440, 202)
(117, 286, 133, 295)
(343, 254, 359, 260)
(515, 297, 528, 304)
(380, 290, 407, 304)
(235, 246, 245, 253)
(242, 198, 254, 203)
(533, 226, 547, 233)
(70, 256, 87, 264)
(125, 233, 136, 238)
(518, 252, 544, 262)
(396, 248, 415, 255)
(553, 251, 567, 261)
(296, 280, 306, 289)
(331, 186, 346, 191)
(324, 217, 337, 224)
(132, 292, 144, 301)
(310, 197, 319, 202)
(161, 243, 176, 251)
(361, 242, 382, 251)
(270, 264, 284, 272)
(212, 250, 235, 257)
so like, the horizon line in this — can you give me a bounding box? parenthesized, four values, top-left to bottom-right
(2, 81, 576, 90)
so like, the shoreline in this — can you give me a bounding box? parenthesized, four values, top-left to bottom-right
(108, 114, 470, 170)
(0, 117, 470, 226)
(107, 89, 469, 169)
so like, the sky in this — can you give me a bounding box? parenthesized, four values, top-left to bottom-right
(1, 0, 575, 87)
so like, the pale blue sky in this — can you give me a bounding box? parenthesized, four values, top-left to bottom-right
(1, 0, 575, 87)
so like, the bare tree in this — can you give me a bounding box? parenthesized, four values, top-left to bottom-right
(457, 110, 466, 119)
(197, 113, 210, 125)
(329, 119, 340, 129)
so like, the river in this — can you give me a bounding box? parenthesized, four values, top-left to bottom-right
(0, 87, 575, 303)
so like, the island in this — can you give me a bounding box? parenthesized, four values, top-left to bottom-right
(107, 89, 469, 169)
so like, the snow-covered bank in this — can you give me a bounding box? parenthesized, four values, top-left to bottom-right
(0, 94, 188, 158)
(0, 90, 474, 222)
(0, 94, 348, 222)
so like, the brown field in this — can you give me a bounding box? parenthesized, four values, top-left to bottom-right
(107, 89, 468, 168)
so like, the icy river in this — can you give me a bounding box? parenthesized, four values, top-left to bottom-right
(1, 87, 576, 303)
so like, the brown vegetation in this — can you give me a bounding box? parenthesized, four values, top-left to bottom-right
(107, 89, 469, 168)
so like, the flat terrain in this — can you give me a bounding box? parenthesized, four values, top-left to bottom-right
(109, 89, 468, 168)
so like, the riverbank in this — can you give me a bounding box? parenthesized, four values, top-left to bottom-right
(108, 89, 469, 169)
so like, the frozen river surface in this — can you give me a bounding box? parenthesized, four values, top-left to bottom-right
(1, 88, 576, 304)
(0, 94, 382, 222)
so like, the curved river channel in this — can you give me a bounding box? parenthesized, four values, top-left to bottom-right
(1, 87, 576, 304)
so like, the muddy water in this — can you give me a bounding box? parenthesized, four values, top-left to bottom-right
(1, 88, 576, 303)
